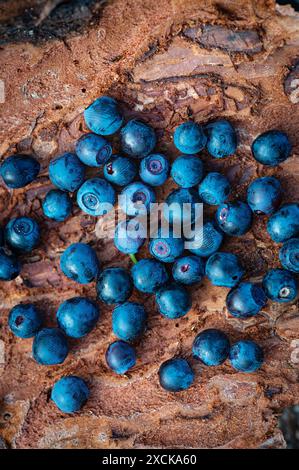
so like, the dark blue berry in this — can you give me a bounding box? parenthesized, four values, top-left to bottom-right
(247, 176, 282, 215)
(0, 248, 21, 281)
(114, 220, 146, 255)
(174, 121, 207, 154)
(121, 120, 156, 158)
(226, 282, 267, 318)
(42, 189, 72, 222)
(96, 267, 133, 305)
(56, 297, 99, 338)
(164, 188, 201, 226)
(267, 203, 299, 243)
(51, 376, 89, 413)
(120, 182, 156, 217)
(192, 329, 230, 366)
(84, 96, 123, 136)
(172, 255, 205, 285)
(156, 282, 192, 319)
(198, 172, 231, 205)
(158, 358, 194, 392)
(77, 177, 115, 216)
(131, 259, 169, 294)
(5, 217, 40, 252)
(104, 155, 137, 186)
(106, 340, 136, 375)
(112, 301, 147, 342)
(0, 154, 40, 189)
(32, 328, 68, 365)
(279, 238, 299, 273)
(149, 228, 184, 263)
(75, 133, 112, 167)
(252, 130, 292, 166)
(140, 153, 169, 187)
(205, 119, 237, 158)
(60, 242, 100, 284)
(205, 252, 244, 288)
(216, 201, 252, 236)
(186, 221, 223, 258)
(8, 303, 42, 338)
(0, 227, 4, 246)
(171, 154, 204, 188)
(262, 268, 297, 303)
(229, 340, 263, 373)
(49, 153, 85, 192)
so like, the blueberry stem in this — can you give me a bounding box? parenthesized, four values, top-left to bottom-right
(129, 254, 138, 264)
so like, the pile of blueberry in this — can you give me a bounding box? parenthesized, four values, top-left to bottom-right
(1, 95, 298, 413)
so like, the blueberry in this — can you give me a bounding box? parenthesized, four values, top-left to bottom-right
(120, 182, 156, 217)
(5, 217, 40, 252)
(104, 155, 137, 186)
(139, 153, 169, 187)
(0, 154, 40, 189)
(164, 188, 201, 226)
(8, 303, 42, 338)
(42, 189, 72, 222)
(51, 376, 89, 413)
(114, 219, 146, 255)
(156, 282, 192, 319)
(205, 252, 244, 288)
(216, 201, 252, 236)
(267, 203, 299, 243)
(84, 96, 123, 136)
(96, 267, 133, 305)
(112, 301, 147, 342)
(105, 340, 136, 375)
(132, 259, 169, 294)
(49, 153, 85, 192)
(56, 297, 99, 338)
(229, 340, 263, 373)
(121, 120, 156, 158)
(60, 242, 100, 284)
(75, 133, 112, 167)
(198, 172, 231, 205)
(187, 221, 223, 257)
(0, 248, 21, 281)
(279, 238, 299, 273)
(158, 357, 194, 392)
(226, 282, 267, 318)
(172, 255, 205, 285)
(32, 328, 68, 365)
(77, 177, 115, 216)
(252, 130, 292, 166)
(171, 154, 204, 188)
(149, 228, 184, 263)
(262, 268, 297, 303)
(205, 119, 237, 158)
(174, 121, 207, 154)
(247, 177, 282, 215)
(0, 227, 4, 246)
(192, 328, 230, 366)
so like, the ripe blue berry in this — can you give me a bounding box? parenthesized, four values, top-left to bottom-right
(5, 217, 40, 252)
(164, 188, 201, 226)
(247, 176, 282, 215)
(42, 189, 72, 222)
(226, 282, 267, 318)
(84, 96, 123, 135)
(49, 153, 85, 192)
(77, 177, 115, 216)
(56, 297, 99, 338)
(172, 255, 205, 285)
(96, 267, 133, 305)
(0, 248, 21, 281)
(229, 340, 263, 373)
(0, 154, 40, 189)
(75, 133, 112, 167)
(120, 182, 156, 217)
(0, 227, 4, 246)
(205, 119, 237, 158)
(149, 228, 184, 263)
(121, 120, 156, 158)
(8, 303, 42, 338)
(205, 252, 244, 288)
(114, 220, 146, 255)
(171, 154, 204, 188)
(216, 201, 252, 236)
(198, 172, 231, 205)
(106, 340, 136, 375)
(51, 376, 89, 413)
(192, 329, 230, 366)
(279, 238, 299, 273)
(60, 242, 100, 284)
(262, 268, 297, 303)
(187, 221, 223, 258)
(267, 203, 299, 243)
(112, 301, 147, 342)
(174, 121, 207, 154)
(139, 153, 169, 187)
(158, 358, 194, 392)
(156, 282, 192, 319)
(252, 130, 292, 166)
(33, 328, 69, 365)
(131, 259, 169, 294)
(104, 155, 137, 186)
